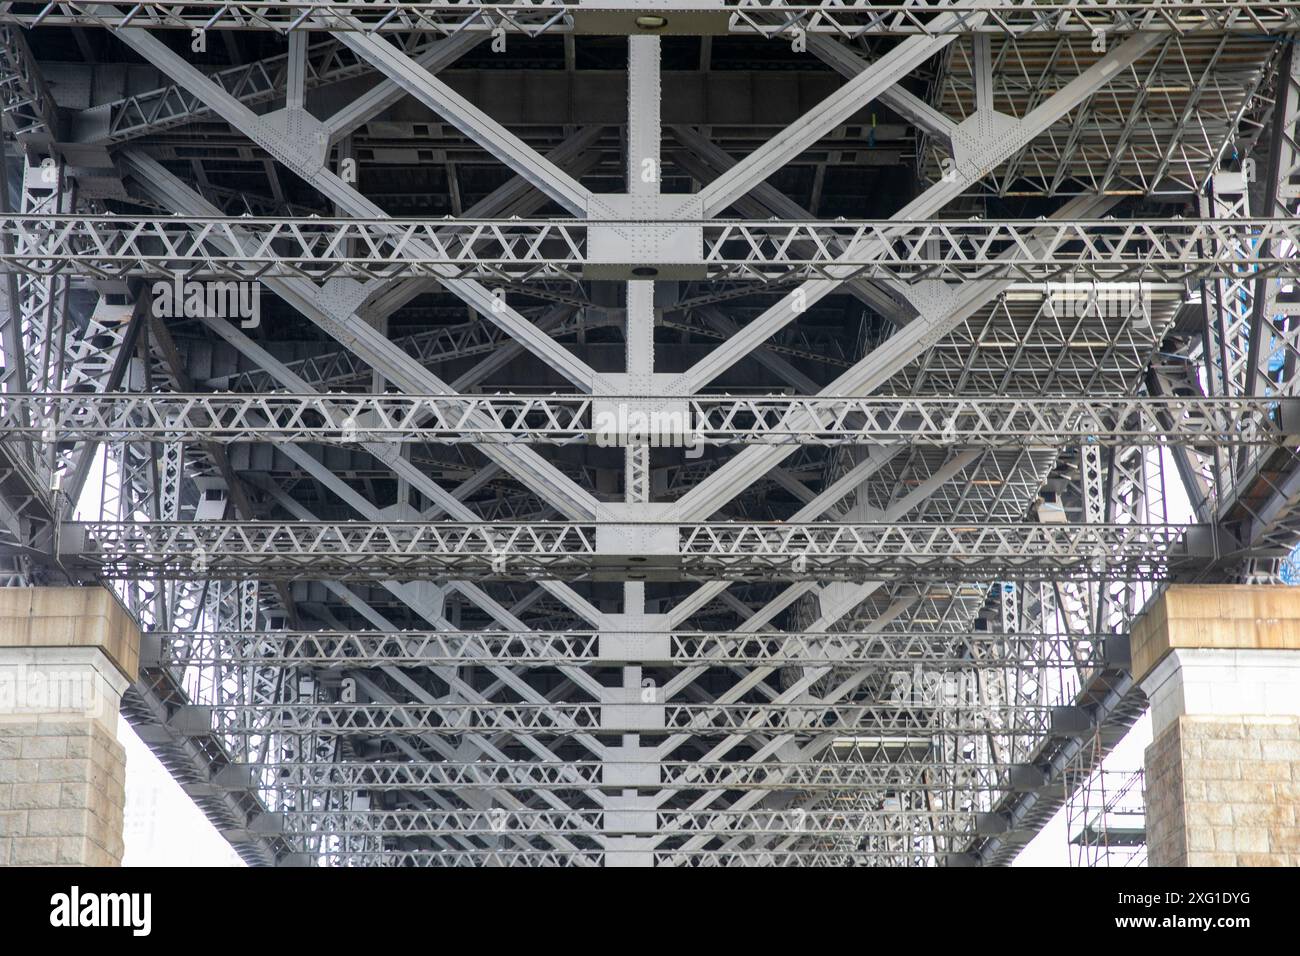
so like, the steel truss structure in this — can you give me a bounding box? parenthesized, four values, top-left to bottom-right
(141, 628, 1113, 667)
(62, 518, 1205, 580)
(3, 392, 1294, 446)
(9, 214, 1300, 283)
(2, 3, 1299, 868)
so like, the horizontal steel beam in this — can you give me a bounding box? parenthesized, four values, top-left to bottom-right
(184, 702, 1064, 736)
(57, 519, 1209, 581)
(229, 759, 1019, 791)
(150, 628, 1106, 668)
(302, 849, 953, 866)
(11, 393, 1291, 447)
(656, 849, 963, 866)
(270, 807, 985, 837)
(8, 215, 1300, 283)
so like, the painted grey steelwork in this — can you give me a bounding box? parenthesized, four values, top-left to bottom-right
(1, 4, 1296, 867)
(3, 1, 1300, 37)
(2, 392, 1291, 446)
(143, 628, 1110, 667)
(55, 518, 1205, 580)
(6, 214, 1300, 282)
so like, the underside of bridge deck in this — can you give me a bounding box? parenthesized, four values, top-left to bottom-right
(2, 1, 1300, 867)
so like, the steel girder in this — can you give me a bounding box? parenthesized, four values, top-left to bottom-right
(146, 628, 1110, 668)
(218, 758, 1022, 792)
(10, 214, 1300, 283)
(174, 701, 1067, 737)
(302, 849, 968, 866)
(57, 518, 1207, 581)
(3, 392, 1292, 446)
(253, 807, 1011, 838)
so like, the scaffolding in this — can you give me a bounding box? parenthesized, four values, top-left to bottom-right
(1064, 734, 1148, 868)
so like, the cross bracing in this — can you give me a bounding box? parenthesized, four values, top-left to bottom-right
(3, 8, 1297, 868)
(193, 278, 1172, 393)
(181, 280, 1179, 399)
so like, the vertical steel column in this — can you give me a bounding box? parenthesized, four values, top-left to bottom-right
(1198, 171, 1255, 500)
(605, 35, 663, 865)
(624, 35, 659, 506)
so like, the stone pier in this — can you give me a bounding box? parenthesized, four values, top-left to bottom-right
(1131, 585, 1300, 866)
(0, 588, 140, 866)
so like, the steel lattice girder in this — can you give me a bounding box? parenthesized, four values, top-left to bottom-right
(231, 759, 1019, 791)
(147, 628, 1109, 667)
(307, 851, 604, 867)
(179, 701, 1067, 736)
(268, 807, 991, 836)
(5, 1, 1300, 36)
(652, 850, 968, 866)
(57, 519, 1209, 580)
(7, 214, 1300, 283)
(305, 849, 964, 866)
(6, 392, 1293, 447)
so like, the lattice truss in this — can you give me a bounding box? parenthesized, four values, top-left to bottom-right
(1, 3, 1299, 867)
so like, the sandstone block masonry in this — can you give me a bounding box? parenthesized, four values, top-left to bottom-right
(0, 717, 128, 865)
(1133, 585, 1300, 867)
(0, 588, 140, 866)
(1145, 715, 1300, 866)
